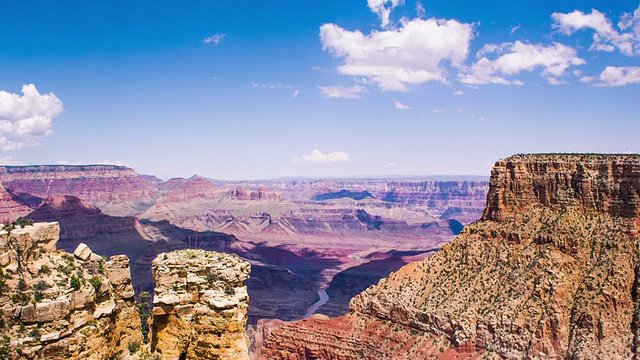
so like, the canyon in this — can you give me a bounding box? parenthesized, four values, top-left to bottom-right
(257, 154, 640, 359)
(0, 164, 488, 324)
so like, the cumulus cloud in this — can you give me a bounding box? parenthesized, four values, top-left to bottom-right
(593, 66, 640, 86)
(318, 85, 365, 99)
(367, 0, 404, 28)
(394, 101, 411, 109)
(0, 84, 63, 151)
(292, 149, 351, 164)
(203, 34, 226, 46)
(552, 8, 640, 56)
(320, 18, 473, 92)
(459, 41, 585, 85)
(453, 90, 464, 95)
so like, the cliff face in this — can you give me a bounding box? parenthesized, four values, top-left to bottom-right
(0, 223, 254, 360)
(484, 154, 640, 221)
(0, 223, 142, 359)
(258, 154, 640, 359)
(0, 165, 160, 217)
(150, 249, 251, 360)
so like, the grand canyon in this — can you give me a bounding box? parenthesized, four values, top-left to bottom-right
(3, 1, 639, 358)
(1, 153, 639, 359)
(0, 164, 488, 326)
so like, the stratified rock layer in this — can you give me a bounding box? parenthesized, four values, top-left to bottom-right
(0, 165, 160, 217)
(0, 223, 142, 359)
(150, 249, 251, 360)
(259, 154, 640, 359)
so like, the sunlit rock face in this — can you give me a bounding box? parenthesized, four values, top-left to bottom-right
(258, 154, 640, 359)
(150, 249, 251, 360)
(0, 223, 142, 359)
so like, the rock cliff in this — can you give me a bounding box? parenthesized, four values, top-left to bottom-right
(258, 154, 640, 359)
(0, 165, 160, 217)
(0, 222, 142, 359)
(150, 249, 251, 360)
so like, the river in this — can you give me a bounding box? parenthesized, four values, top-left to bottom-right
(303, 288, 329, 318)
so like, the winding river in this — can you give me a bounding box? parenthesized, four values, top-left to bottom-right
(303, 288, 329, 318)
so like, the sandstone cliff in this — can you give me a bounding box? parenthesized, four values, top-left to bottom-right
(0, 222, 142, 359)
(150, 249, 251, 360)
(258, 154, 640, 359)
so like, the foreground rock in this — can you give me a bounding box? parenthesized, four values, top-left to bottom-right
(258, 154, 640, 359)
(150, 249, 251, 360)
(0, 222, 142, 359)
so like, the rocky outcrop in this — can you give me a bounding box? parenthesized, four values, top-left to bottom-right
(258, 154, 640, 359)
(0, 223, 142, 359)
(0, 165, 160, 217)
(150, 249, 251, 360)
(484, 153, 640, 222)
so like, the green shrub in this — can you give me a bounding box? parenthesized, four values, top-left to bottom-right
(34, 280, 48, 291)
(34, 291, 44, 302)
(224, 286, 235, 296)
(17, 278, 27, 291)
(70, 275, 81, 290)
(88, 276, 102, 296)
(38, 264, 51, 275)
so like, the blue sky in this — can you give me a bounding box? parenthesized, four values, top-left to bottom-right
(0, 0, 639, 179)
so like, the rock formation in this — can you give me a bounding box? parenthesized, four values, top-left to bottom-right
(0, 165, 160, 217)
(0, 221, 254, 359)
(258, 154, 640, 359)
(0, 222, 142, 359)
(150, 249, 251, 360)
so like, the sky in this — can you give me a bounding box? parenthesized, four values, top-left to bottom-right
(0, 0, 639, 180)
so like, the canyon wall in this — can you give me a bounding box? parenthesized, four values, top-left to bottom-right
(0, 165, 160, 217)
(258, 154, 640, 359)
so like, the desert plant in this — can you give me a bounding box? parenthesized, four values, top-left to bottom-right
(88, 276, 102, 296)
(70, 275, 81, 290)
(137, 291, 152, 342)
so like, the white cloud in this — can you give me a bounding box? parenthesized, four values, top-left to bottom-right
(579, 76, 595, 83)
(459, 41, 585, 85)
(552, 8, 640, 56)
(594, 66, 640, 86)
(547, 77, 567, 85)
(292, 149, 351, 164)
(293, 90, 299, 97)
(0, 84, 63, 151)
(394, 101, 411, 109)
(0, 157, 24, 165)
(453, 90, 464, 95)
(431, 109, 444, 113)
(320, 17, 474, 92)
(367, 0, 404, 28)
(319, 85, 365, 99)
(386, 161, 397, 166)
(511, 25, 521, 35)
(415, 1, 425, 18)
(203, 34, 226, 46)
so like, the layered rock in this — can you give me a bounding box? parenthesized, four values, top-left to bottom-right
(0, 183, 34, 222)
(0, 165, 160, 217)
(484, 153, 640, 221)
(150, 249, 251, 360)
(258, 154, 640, 359)
(0, 223, 142, 359)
